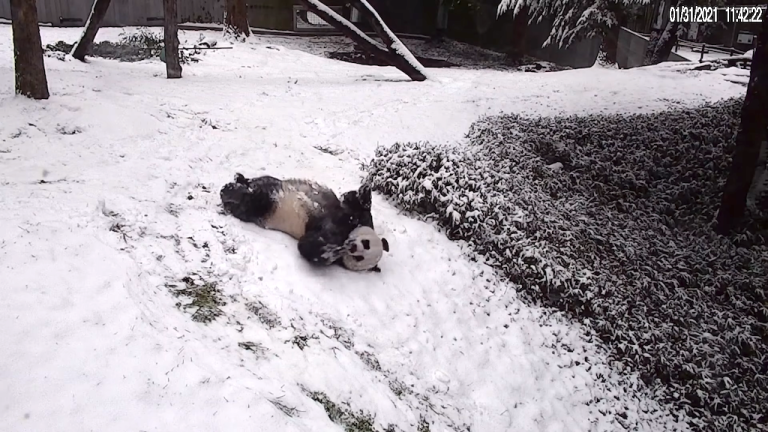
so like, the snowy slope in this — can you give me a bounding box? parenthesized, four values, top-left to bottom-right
(0, 26, 745, 432)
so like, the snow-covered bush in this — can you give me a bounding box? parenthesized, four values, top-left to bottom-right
(365, 97, 768, 431)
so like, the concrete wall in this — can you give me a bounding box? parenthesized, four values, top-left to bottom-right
(616, 26, 688, 69)
(526, 18, 601, 69)
(0, 0, 224, 27)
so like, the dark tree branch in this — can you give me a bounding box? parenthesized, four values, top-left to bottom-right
(70, 0, 112, 61)
(10, 0, 49, 99)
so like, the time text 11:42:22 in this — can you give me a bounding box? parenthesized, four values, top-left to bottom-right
(669, 6, 763, 23)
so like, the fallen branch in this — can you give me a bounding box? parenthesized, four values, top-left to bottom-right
(297, 0, 426, 81)
(70, 0, 112, 61)
(354, 0, 428, 79)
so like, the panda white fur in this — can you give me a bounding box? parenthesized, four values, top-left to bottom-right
(220, 173, 387, 271)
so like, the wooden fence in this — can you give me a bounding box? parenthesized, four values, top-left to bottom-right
(0, 0, 224, 27)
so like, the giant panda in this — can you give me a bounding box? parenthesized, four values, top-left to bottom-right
(219, 173, 388, 271)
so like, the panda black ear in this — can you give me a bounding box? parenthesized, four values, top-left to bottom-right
(357, 183, 372, 210)
(381, 238, 389, 252)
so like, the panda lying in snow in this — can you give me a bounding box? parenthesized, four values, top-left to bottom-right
(220, 173, 389, 272)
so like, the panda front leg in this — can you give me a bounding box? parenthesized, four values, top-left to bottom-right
(297, 229, 349, 266)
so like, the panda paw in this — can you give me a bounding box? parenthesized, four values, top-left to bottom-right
(319, 242, 349, 264)
(320, 237, 361, 263)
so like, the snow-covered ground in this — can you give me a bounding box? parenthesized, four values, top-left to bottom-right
(0, 25, 745, 432)
(664, 51, 752, 86)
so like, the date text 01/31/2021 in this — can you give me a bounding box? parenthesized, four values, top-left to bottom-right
(669, 6, 763, 23)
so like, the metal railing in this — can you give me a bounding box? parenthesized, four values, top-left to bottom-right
(674, 39, 746, 62)
(638, 32, 748, 63)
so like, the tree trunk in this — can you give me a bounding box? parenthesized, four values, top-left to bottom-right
(297, 0, 427, 81)
(648, 21, 680, 65)
(715, 12, 768, 234)
(225, 0, 250, 37)
(506, 4, 529, 61)
(603, 24, 621, 64)
(10, 0, 49, 99)
(70, 0, 112, 61)
(163, 0, 182, 79)
(421, 0, 439, 37)
(355, 0, 394, 46)
(642, 28, 661, 66)
(354, 0, 428, 79)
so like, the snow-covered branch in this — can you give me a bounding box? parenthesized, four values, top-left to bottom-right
(498, 0, 649, 49)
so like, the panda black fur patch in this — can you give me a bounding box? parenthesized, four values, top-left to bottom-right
(362, 239, 370, 250)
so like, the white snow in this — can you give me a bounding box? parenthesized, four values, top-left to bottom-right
(0, 25, 746, 432)
(712, 66, 751, 86)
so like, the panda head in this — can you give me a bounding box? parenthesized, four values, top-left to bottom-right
(342, 226, 390, 272)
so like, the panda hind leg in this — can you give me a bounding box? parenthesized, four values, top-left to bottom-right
(220, 174, 281, 224)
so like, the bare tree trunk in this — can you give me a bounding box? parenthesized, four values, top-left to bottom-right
(298, 0, 427, 81)
(716, 13, 768, 234)
(648, 21, 680, 65)
(506, 4, 528, 60)
(225, 0, 250, 37)
(163, 0, 182, 78)
(10, 0, 49, 99)
(603, 24, 621, 64)
(354, 0, 428, 78)
(642, 28, 661, 66)
(70, 0, 112, 61)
